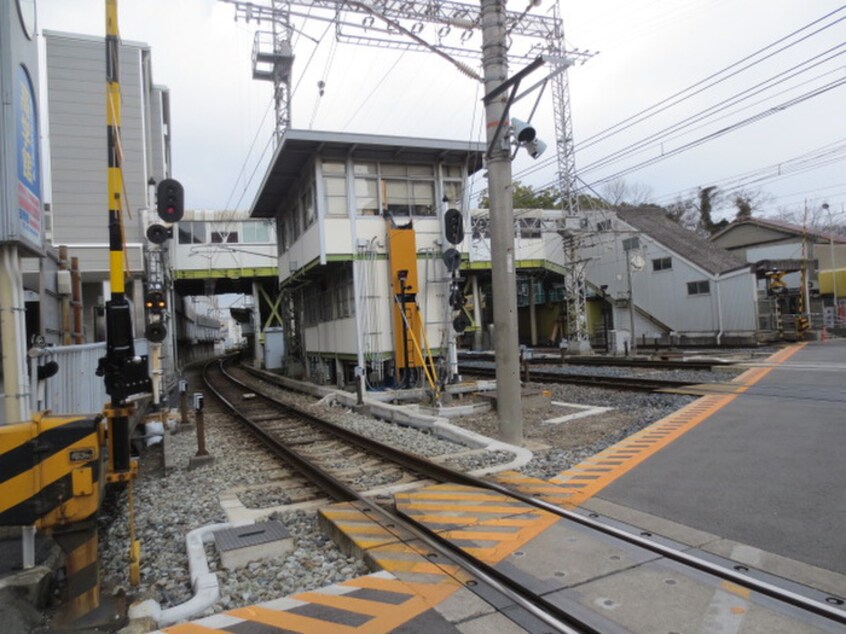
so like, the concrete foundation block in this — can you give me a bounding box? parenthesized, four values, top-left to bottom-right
(213, 521, 293, 570)
(188, 454, 215, 471)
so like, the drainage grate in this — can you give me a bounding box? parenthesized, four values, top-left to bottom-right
(214, 520, 290, 552)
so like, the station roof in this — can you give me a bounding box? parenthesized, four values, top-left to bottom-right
(250, 129, 487, 218)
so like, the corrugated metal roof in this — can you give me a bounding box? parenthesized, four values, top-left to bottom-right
(617, 208, 750, 275)
(249, 129, 486, 217)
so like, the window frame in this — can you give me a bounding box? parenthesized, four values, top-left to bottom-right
(687, 279, 710, 296)
(652, 256, 672, 272)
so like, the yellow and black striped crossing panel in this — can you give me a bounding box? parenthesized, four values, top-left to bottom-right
(0, 414, 101, 528)
(159, 570, 462, 633)
(394, 483, 560, 565)
(549, 343, 807, 507)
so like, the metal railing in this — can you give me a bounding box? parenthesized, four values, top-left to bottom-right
(38, 339, 149, 415)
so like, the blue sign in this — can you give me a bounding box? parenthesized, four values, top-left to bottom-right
(14, 64, 42, 249)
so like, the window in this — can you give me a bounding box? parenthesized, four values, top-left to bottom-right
(302, 185, 316, 229)
(324, 161, 347, 217)
(518, 218, 541, 239)
(687, 280, 710, 295)
(384, 178, 435, 217)
(277, 215, 288, 252)
(443, 165, 465, 178)
(178, 221, 206, 244)
(242, 221, 271, 243)
(652, 257, 672, 272)
(303, 286, 319, 326)
(210, 230, 238, 243)
(596, 219, 612, 232)
(335, 266, 355, 319)
(443, 180, 463, 208)
(289, 202, 301, 242)
(354, 162, 379, 216)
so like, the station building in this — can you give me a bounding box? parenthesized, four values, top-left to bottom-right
(249, 129, 484, 387)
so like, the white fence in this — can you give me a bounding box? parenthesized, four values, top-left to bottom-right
(38, 339, 149, 415)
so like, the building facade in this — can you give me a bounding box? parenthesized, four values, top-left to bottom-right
(712, 217, 846, 333)
(42, 30, 171, 342)
(249, 130, 484, 387)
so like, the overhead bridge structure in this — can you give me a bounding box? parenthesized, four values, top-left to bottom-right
(168, 210, 282, 367)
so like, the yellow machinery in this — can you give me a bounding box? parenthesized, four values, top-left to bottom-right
(386, 223, 440, 397)
(388, 225, 424, 380)
(0, 414, 103, 616)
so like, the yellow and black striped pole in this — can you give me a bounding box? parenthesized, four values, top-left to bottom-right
(53, 520, 100, 622)
(107, 0, 124, 303)
(102, 0, 139, 476)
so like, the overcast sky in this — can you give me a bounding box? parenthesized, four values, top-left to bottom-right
(37, 0, 846, 225)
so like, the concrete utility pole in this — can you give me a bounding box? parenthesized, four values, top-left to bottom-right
(481, 0, 522, 445)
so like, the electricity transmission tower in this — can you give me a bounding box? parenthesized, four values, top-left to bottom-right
(221, 0, 593, 373)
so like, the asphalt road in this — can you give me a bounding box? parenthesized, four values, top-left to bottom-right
(598, 340, 846, 574)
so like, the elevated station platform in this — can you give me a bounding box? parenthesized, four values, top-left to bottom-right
(153, 342, 846, 633)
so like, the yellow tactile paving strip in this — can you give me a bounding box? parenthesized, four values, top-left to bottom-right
(546, 343, 807, 507)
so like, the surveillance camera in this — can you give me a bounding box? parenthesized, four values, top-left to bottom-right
(526, 138, 547, 159)
(511, 118, 536, 144)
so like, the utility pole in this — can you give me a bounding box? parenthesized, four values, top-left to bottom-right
(481, 0, 522, 445)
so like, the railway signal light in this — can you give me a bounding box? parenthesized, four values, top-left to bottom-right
(145, 321, 167, 343)
(449, 285, 466, 311)
(443, 247, 461, 272)
(145, 290, 166, 313)
(444, 209, 464, 245)
(453, 312, 470, 334)
(146, 223, 172, 244)
(156, 178, 184, 223)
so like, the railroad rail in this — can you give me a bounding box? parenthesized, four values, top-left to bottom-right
(458, 363, 699, 392)
(458, 352, 730, 371)
(201, 357, 846, 631)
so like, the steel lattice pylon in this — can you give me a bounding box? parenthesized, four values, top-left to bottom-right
(222, 0, 590, 344)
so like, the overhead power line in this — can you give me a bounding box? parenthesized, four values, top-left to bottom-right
(512, 6, 846, 182)
(579, 76, 846, 191)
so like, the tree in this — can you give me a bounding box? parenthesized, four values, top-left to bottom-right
(478, 181, 603, 210)
(665, 196, 704, 234)
(601, 178, 654, 207)
(729, 188, 770, 221)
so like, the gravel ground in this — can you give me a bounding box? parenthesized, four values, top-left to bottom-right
(92, 360, 740, 623)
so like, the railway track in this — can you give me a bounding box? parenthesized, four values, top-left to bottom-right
(458, 363, 699, 392)
(202, 357, 846, 632)
(459, 352, 727, 371)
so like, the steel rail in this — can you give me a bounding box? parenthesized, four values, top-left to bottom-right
(459, 352, 725, 371)
(202, 358, 596, 633)
(459, 364, 696, 392)
(207, 358, 846, 627)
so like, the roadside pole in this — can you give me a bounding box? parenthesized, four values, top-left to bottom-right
(481, 0, 522, 445)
